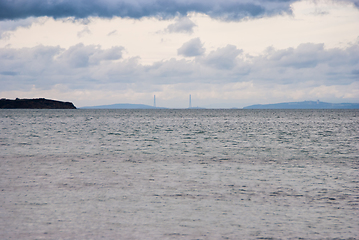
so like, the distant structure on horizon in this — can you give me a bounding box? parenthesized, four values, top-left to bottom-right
(154, 95, 156, 107)
(189, 94, 192, 108)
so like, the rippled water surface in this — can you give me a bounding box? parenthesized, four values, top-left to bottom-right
(0, 109, 358, 239)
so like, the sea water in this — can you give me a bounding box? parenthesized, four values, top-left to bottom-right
(0, 109, 358, 239)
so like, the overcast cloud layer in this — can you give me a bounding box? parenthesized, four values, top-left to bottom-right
(0, 0, 359, 108)
(1, 0, 358, 21)
(0, 0, 302, 21)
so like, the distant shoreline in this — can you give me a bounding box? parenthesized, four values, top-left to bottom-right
(80, 101, 359, 109)
(243, 101, 359, 109)
(3, 99, 357, 109)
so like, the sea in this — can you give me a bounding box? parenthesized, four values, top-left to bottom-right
(0, 109, 358, 239)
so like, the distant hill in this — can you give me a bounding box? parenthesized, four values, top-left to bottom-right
(0, 98, 76, 109)
(81, 103, 166, 109)
(243, 101, 359, 109)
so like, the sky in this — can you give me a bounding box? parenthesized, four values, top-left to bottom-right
(0, 0, 358, 108)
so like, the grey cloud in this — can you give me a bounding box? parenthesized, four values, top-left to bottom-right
(91, 46, 124, 63)
(202, 45, 243, 70)
(77, 26, 91, 38)
(0, 45, 61, 72)
(0, 71, 18, 76)
(341, 0, 359, 8)
(105, 57, 142, 80)
(0, 17, 36, 38)
(0, 45, 62, 90)
(107, 30, 117, 36)
(261, 42, 359, 74)
(252, 42, 359, 85)
(166, 17, 196, 34)
(0, 44, 126, 90)
(177, 38, 205, 57)
(58, 44, 123, 68)
(264, 43, 326, 69)
(0, 0, 303, 21)
(59, 44, 94, 68)
(0, 41, 358, 93)
(147, 58, 195, 81)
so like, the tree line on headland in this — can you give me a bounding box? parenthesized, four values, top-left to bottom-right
(0, 98, 76, 109)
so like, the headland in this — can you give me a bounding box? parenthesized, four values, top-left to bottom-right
(0, 98, 76, 109)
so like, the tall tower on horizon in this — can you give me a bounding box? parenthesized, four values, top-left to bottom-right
(154, 95, 156, 107)
(189, 94, 192, 108)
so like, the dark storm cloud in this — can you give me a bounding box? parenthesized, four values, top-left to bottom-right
(177, 38, 205, 57)
(0, 0, 302, 21)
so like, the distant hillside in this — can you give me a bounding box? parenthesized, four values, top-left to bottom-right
(0, 98, 76, 109)
(243, 101, 359, 109)
(81, 103, 166, 109)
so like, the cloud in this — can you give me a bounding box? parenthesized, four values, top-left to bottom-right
(1, 42, 358, 86)
(165, 17, 197, 34)
(77, 26, 91, 38)
(57, 43, 124, 68)
(2, 1, 358, 22)
(0, 71, 18, 76)
(1, 41, 358, 106)
(0, 44, 125, 91)
(177, 38, 205, 57)
(2, 0, 358, 22)
(258, 42, 359, 77)
(107, 30, 117, 36)
(0, 0, 306, 21)
(0, 45, 62, 90)
(202, 45, 243, 70)
(146, 58, 196, 83)
(262, 43, 327, 69)
(347, 0, 359, 8)
(0, 17, 37, 39)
